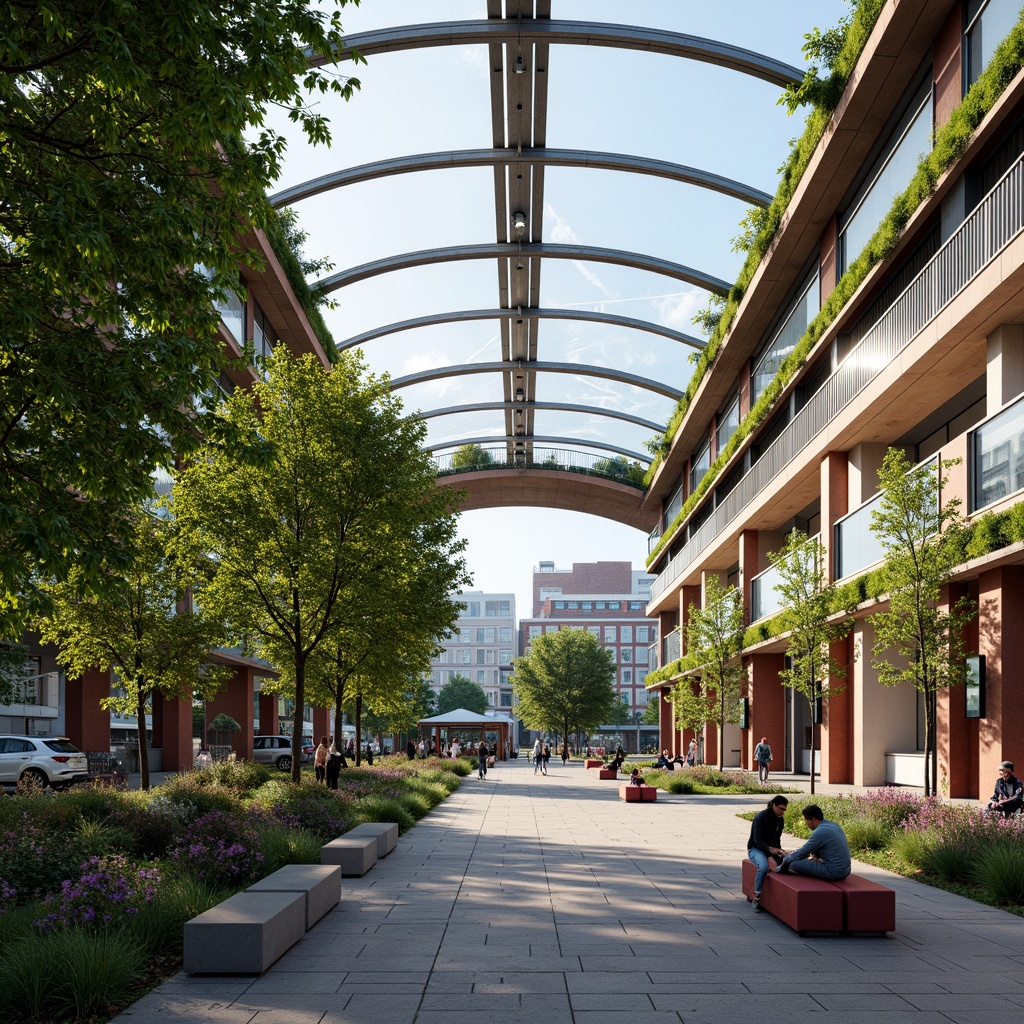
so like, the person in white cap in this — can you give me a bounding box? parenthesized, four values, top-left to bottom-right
(985, 761, 1023, 816)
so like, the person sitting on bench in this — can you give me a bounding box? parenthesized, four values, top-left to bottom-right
(775, 804, 851, 881)
(986, 761, 1023, 817)
(629, 767, 644, 786)
(655, 749, 674, 771)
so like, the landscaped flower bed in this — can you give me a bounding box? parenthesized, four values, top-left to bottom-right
(742, 790, 1024, 914)
(642, 764, 797, 795)
(0, 756, 463, 1023)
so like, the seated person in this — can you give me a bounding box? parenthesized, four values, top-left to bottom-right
(986, 760, 1023, 816)
(655, 749, 673, 770)
(606, 752, 625, 773)
(629, 767, 643, 786)
(775, 804, 851, 881)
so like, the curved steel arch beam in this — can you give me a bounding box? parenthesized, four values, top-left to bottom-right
(338, 307, 705, 353)
(417, 401, 664, 433)
(429, 435, 650, 464)
(390, 360, 683, 401)
(269, 148, 771, 209)
(313, 20, 802, 88)
(315, 244, 730, 297)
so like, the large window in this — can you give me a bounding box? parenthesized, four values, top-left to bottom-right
(751, 268, 820, 404)
(839, 79, 932, 274)
(486, 600, 510, 616)
(966, 0, 1020, 87)
(972, 395, 1024, 511)
(499, 627, 512, 643)
(604, 626, 617, 643)
(716, 394, 741, 453)
(252, 302, 276, 371)
(690, 436, 711, 493)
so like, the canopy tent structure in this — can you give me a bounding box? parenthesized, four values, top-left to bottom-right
(417, 709, 513, 760)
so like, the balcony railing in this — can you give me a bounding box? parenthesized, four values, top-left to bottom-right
(971, 392, 1024, 512)
(649, 625, 682, 673)
(433, 446, 647, 487)
(652, 149, 1024, 603)
(749, 533, 820, 621)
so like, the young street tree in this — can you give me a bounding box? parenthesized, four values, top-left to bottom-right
(768, 530, 854, 794)
(870, 448, 975, 796)
(437, 675, 489, 716)
(39, 512, 229, 790)
(678, 574, 745, 769)
(174, 349, 466, 782)
(0, 1, 362, 634)
(511, 628, 617, 743)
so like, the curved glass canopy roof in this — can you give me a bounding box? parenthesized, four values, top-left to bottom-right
(265, 0, 846, 525)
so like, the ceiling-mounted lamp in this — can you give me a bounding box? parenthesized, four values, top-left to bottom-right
(515, 440, 525, 449)
(513, 54, 527, 75)
(514, 387, 525, 402)
(511, 210, 527, 240)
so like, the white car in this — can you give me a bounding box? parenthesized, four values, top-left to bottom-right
(0, 735, 89, 789)
(252, 735, 296, 771)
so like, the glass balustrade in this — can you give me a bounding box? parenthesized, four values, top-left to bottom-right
(971, 393, 1024, 511)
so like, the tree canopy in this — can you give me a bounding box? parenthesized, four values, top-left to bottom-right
(511, 628, 617, 740)
(39, 511, 230, 789)
(173, 348, 467, 781)
(869, 448, 975, 796)
(0, 0, 361, 634)
(437, 675, 488, 715)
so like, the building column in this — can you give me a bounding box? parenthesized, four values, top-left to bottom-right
(977, 567, 1024, 794)
(941, 580, 978, 798)
(746, 653, 785, 771)
(819, 451, 848, 582)
(986, 325, 1024, 416)
(851, 619, 918, 787)
(821, 634, 853, 785)
(63, 666, 111, 754)
(205, 666, 255, 759)
(258, 689, 279, 736)
(313, 706, 331, 746)
(153, 692, 193, 772)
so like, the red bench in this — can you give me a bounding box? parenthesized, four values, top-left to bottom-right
(740, 859, 894, 934)
(585, 759, 604, 769)
(618, 783, 657, 802)
(597, 768, 618, 780)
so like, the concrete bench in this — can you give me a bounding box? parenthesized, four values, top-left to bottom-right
(597, 768, 618, 780)
(740, 858, 895, 934)
(321, 834, 378, 876)
(618, 783, 657, 802)
(183, 890, 305, 974)
(246, 864, 341, 931)
(347, 821, 398, 858)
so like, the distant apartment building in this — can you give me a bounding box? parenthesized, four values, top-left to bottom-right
(429, 591, 517, 718)
(518, 561, 658, 749)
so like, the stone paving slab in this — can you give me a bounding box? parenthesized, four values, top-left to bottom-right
(110, 759, 1024, 1023)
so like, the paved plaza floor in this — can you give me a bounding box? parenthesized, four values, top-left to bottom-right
(113, 758, 1024, 1024)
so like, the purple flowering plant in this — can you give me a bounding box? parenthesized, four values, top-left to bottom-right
(35, 854, 160, 932)
(171, 810, 263, 887)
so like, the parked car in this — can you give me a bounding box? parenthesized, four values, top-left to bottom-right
(0, 735, 89, 790)
(252, 735, 296, 771)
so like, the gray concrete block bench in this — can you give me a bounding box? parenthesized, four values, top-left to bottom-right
(184, 864, 342, 974)
(346, 821, 398, 858)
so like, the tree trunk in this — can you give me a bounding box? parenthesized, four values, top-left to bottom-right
(136, 684, 150, 791)
(808, 692, 816, 796)
(333, 671, 348, 768)
(355, 693, 362, 766)
(291, 650, 304, 784)
(718, 684, 726, 769)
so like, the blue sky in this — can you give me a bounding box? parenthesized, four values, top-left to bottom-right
(266, 0, 848, 616)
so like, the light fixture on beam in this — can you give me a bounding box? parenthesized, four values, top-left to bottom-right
(514, 388, 525, 402)
(511, 210, 527, 239)
(513, 54, 527, 75)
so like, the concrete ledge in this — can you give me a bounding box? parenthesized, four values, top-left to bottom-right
(347, 821, 399, 858)
(321, 834, 378, 876)
(246, 864, 341, 930)
(183, 890, 305, 975)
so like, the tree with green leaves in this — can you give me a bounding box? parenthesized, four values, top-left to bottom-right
(641, 694, 661, 726)
(39, 511, 230, 789)
(0, 0, 362, 635)
(768, 530, 854, 793)
(174, 348, 465, 782)
(451, 444, 493, 471)
(869, 448, 975, 797)
(437, 675, 488, 715)
(677, 574, 745, 768)
(512, 628, 617, 741)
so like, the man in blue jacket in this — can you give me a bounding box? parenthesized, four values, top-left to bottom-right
(776, 804, 851, 881)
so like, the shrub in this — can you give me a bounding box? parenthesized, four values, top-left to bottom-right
(922, 843, 972, 883)
(0, 812, 89, 904)
(889, 828, 933, 870)
(843, 817, 891, 852)
(107, 794, 188, 859)
(158, 772, 238, 815)
(0, 927, 147, 1023)
(75, 817, 136, 858)
(399, 791, 433, 820)
(247, 779, 353, 842)
(353, 795, 416, 833)
(417, 769, 461, 794)
(256, 822, 323, 874)
(972, 844, 1024, 905)
(171, 810, 263, 887)
(35, 854, 160, 932)
(198, 759, 273, 793)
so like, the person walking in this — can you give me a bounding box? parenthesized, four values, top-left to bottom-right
(542, 742, 550, 775)
(746, 795, 788, 912)
(325, 741, 342, 789)
(314, 736, 329, 784)
(532, 737, 543, 774)
(477, 742, 489, 780)
(753, 736, 773, 784)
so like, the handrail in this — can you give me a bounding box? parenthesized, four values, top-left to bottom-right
(433, 446, 647, 488)
(651, 150, 1024, 602)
